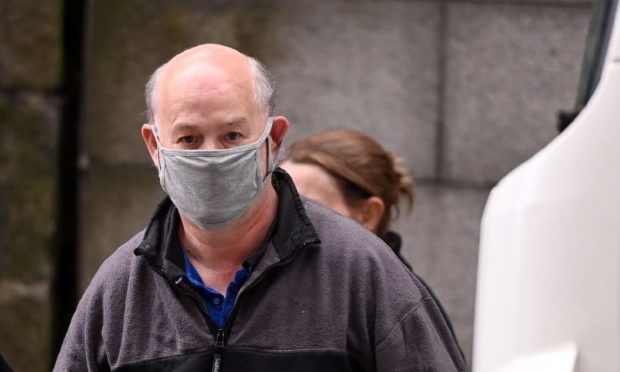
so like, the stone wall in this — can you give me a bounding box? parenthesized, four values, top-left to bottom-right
(0, 0, 593, 370)
(0, 0, 62, 370)
(80, 0, 591, 363)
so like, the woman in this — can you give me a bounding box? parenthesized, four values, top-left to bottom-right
(281, 128, 414, 269)
(282, 128, 463, 356)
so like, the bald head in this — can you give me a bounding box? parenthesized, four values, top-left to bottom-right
(145, 44, 274, 125)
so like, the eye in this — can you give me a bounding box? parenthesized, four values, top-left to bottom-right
(224, 132, 242, 142)
(176, 135, 197, 144)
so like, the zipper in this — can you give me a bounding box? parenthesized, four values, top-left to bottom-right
(212, 328, 225, 372)
(164, 237, 320, 372)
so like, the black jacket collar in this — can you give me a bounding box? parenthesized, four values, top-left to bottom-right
(381, 230, 413, 271)
(134, 168, 320, 281)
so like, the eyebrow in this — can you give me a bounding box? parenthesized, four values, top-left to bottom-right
(169, 122, 199, 134)
(170, 117, 251, 134)
(223, 117, 250, 128)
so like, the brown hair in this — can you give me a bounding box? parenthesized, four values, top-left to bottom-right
(286, 128, 414, 235)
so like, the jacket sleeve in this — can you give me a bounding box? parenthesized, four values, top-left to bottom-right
(374, 296, 468, 372)
(53, 280, 109, 372)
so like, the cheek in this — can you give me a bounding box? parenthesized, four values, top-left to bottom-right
(282, 162, 356, 218)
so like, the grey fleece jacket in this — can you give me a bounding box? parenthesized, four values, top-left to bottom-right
(54, 169, 467, 371)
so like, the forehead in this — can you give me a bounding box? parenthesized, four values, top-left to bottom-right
(169, 66, 251, 104)
(155, 56, 258, 126)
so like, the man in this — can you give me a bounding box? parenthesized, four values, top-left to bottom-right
(55, 44, 466, 371)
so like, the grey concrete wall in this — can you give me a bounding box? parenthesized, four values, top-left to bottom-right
(78, 0, 592, 366)
(0, 0, 591, 370)
(0, 0, 62, 370)
(444, 4, 590, 184)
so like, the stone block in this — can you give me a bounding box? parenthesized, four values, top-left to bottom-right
(0, 93, 56, 372)
(270, 1, 440, 179)
(392, 183, 490, 365)
(79, 166, 164, 289)
(443, 4, 591, 184)
(0, 0, 62, 89)
(0, 292, 51, 372)
(0, 93, 58, 280)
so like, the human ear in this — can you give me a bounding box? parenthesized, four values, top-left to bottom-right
(269, 115, 290, 157)
(356, 196, 385, 234)
(141, 123, 160, 167)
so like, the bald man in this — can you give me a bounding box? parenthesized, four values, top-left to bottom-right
(54, 44, 466, 371)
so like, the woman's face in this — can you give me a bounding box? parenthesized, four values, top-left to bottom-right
(281, 161, 356, 219)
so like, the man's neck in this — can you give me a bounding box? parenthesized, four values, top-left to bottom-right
(178, 184, 278, 283)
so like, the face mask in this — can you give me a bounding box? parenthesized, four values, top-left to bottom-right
(153, 117, 274, 230)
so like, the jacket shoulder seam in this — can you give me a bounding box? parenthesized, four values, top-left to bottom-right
(374, 294, 433, 349)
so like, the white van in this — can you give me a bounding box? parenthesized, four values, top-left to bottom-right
(473, 1, 620, 371)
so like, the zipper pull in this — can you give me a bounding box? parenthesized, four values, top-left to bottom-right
(212, 329, 225, 372)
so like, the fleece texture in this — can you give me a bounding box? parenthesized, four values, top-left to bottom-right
(54, 169, 467, 371)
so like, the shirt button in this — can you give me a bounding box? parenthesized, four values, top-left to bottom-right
(213, 297, 221, 305)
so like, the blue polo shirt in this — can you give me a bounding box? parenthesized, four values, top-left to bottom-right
(183, 253, 250, 329)
(179, 222, 275, 329)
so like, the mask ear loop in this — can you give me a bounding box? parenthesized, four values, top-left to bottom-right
(263, 118, 274, 181)
(151, 123, 165, 175)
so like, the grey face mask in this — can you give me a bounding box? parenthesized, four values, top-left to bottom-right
(153, 117, 274, 230)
